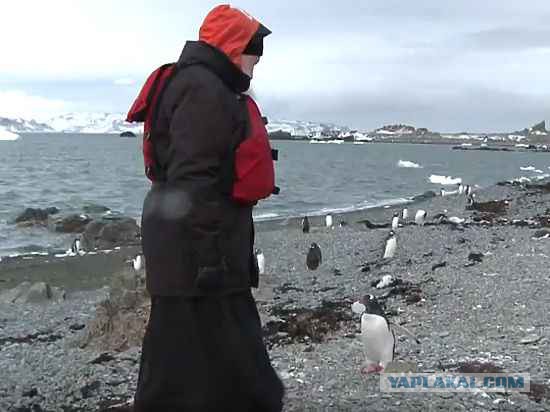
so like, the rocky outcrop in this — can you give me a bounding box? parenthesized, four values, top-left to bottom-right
(119, 131, 136, 138)
(15, 207, 59, 226)
(78, 264, 149, 352)
(0, 281, 65, 304)
(81, 217, 141, 251)
(51, 214, 93, 233)
(82, 204, 111, 214)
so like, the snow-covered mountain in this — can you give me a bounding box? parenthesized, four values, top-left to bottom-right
(0, 112, 349, 137)
(46, 112, 142, 134)
(0, 117, 54, 133)
(266, 119, 349, 138)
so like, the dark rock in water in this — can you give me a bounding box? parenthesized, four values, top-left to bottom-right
(51, 213, 92, 233)
(412, 191, 437, 201)
(120, 131, 136, 137)
(360, 264, 371, 273)
(69, 323, 86, 331)
(22, 387, 39, 397)
(83, 204, 111, 214)
(82, 217, 141, 250)
(15, 207, 59, 225)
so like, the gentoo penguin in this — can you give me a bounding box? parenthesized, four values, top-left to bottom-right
(325, 214, 333, 228)
(306, 242, 322, 270)
(401, 208, 409, 220)
(415, 210, 427, 226)
(449, 216, 465, 225)
(71, 238, 82, 255)
(352, 295, 395, 374)
(465, 185, 472, 196)
(458, 183, 464, 195)
(133, 255, 143, 271)
(383, 231, 397, 259)
(255, 248, 265, 275)
(391, 213, 399, 230)
(302, 216, 310, 233)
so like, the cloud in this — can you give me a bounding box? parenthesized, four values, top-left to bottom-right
(463, 27, 550, 51)
(114, 78, 136, 86)
(0, 90, 74, 121)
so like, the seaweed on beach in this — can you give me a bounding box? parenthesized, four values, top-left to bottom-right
(263, 299, 354, 347)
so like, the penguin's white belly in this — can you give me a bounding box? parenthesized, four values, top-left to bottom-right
(361, 314, 394, 366)
(383, 239, 396, 259)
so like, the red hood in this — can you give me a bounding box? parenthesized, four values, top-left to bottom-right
(199, 5, 262, 68)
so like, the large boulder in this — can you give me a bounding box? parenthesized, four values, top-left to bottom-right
(51, 214, 92, 233)
(81, 217, 141, 250)
(78, 265, 149, 352)
(15, 207, 59, 226)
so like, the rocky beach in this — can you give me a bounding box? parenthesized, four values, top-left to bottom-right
(1, 178, 550, 411)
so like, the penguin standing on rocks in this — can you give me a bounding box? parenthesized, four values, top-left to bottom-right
(325, 214, 333, 228)
(352, 295, 395, 374)
(306, 242, 322, 270)
(255, 249, 265, 275)
(415, 210, 427, 226)
(133, 254, 143, 272)
(465, 185, 472, 196)
(71, 238, 83, 255)
(391, 213, 399, 230)
(401, 208, 409, 221)
(383, 231, 397, 259)
(302, 216, 310, 233)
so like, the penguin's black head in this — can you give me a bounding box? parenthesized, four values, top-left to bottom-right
(361, 294, 385, 316)
(310, 242, 318, 248)
(255, 248, 262, 255)
(388, 230, 395, 237)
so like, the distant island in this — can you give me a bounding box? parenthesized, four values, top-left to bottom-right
(1, 113, 548, 150)
(120, 131, 136, 138)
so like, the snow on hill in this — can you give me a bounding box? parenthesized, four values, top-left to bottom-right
(46, 112, 142, 134)
(266, 119, 349, 138)
(0, 117, 54, 133)
(0, 125, 20, 141)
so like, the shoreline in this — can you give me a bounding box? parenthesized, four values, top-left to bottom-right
(1, 177, 550, 410)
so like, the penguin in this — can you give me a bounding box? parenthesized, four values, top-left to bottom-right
(302, 216, 310, 233)
(133, 255, 143, 271)
(458, 183, 464, 195)
(255, 248, 265, 275)
(70, 238, 82, 255)
(440, 188, 446, 197)
(401, 208, 409, 220)
(391, 213, 399, 230)
(375, 274, 395, 289)
(449, 216, 465, 225)
(351, 295, 395, 374)
(465, 185, 472, 196)
(383, 230, 397, 259)
(415, 210, 427, 226)
(306, 242, 322, 270)
(325, 214, 333, 228)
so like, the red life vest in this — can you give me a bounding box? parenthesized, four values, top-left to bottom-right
(126, 63, 279, 205)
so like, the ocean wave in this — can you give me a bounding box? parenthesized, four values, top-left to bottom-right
(520, 166, 536, 171)
(253, 212, 280, 221)
(429, 175, 462, 185)
(397, 160, 422, 169)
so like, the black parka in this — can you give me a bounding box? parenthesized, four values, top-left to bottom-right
(141, 40, 259, 296)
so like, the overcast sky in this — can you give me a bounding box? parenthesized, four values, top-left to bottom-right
(1, 0, 549, 132)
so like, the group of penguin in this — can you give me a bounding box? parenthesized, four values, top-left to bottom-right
(295, 186, 475, 374)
